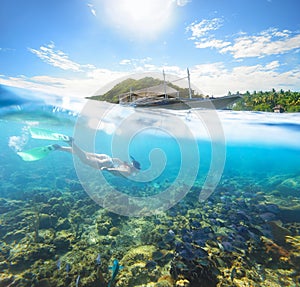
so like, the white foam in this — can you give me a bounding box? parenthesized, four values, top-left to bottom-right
(8, 126, 29, 152)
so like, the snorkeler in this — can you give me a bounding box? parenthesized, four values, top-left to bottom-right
(54, 139, 141, 177)
(17, 127, 141, 178)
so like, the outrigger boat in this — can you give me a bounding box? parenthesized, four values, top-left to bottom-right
(118, 69, 242, 110)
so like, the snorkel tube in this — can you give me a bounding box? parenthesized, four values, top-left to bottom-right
(130, 155, 141, 170)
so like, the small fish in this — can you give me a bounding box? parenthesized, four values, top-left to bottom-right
(164, 229, 175, 242)
(145, 260, 157, 270)
(96, 266, 106, 287)
(75, 275, 80, 287)
(56, 259, 61, 270)
(108, 259, 123, 287)
(66, 263, 71, 273)
(230, 267, 237, 281)
(96, 253, 101, 266)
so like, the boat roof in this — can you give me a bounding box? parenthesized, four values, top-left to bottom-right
(119, 84, 178, 99)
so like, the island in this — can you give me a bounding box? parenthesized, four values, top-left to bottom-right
(87, 78, 300, 112)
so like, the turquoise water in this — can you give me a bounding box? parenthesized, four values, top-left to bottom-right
(1, 99, 300, 286)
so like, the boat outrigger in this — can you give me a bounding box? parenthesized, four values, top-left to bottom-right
(118, 69, 242, 110)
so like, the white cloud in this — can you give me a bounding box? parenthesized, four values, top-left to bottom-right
(0, 47, 14, 52)
(191, 61, 300, 96)
(0, 69, 127, 102)
(220, 30, 300, 59)
(119, 59, 131, 65)
(192, 62, 226, 77)
(28, 43, 95, 71)
(195, 39, 231, 49)
(186, 18, 223, 39)
(119, 57, 152, 67)
(264, 60, 280, 70)
(87, 3, 96, 16)
(187, 23, 300, 60)
(175, 0, 191, 6)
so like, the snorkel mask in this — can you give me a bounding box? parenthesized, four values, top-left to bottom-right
(130, 155, 141, 170)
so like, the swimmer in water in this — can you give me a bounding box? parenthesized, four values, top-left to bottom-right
(53, 138, 141, 177)
(17, 128, 141, 178)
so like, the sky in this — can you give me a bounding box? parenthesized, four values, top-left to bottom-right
(0, 0, 300, 103)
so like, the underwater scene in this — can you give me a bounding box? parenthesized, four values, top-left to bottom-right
(1, 98, 300, 287)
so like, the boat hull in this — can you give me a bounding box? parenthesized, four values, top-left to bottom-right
(130, 95, 242, 110)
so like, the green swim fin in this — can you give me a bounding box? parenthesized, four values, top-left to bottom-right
(17, 145, 58, 161)
(29, 127, 70, 141)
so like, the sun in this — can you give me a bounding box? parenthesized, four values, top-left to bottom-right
(97, 0, 176, 40)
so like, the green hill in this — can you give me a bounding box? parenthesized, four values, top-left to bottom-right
(86, 77, 203, 103)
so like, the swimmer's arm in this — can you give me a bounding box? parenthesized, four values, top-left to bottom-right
(101, 167, 122, 171)
(101, 165, 129, 173)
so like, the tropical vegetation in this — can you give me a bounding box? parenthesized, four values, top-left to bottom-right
(232, 89, 300, 112)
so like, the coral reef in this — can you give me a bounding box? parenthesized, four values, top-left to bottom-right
(1, 166, 300, 287)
